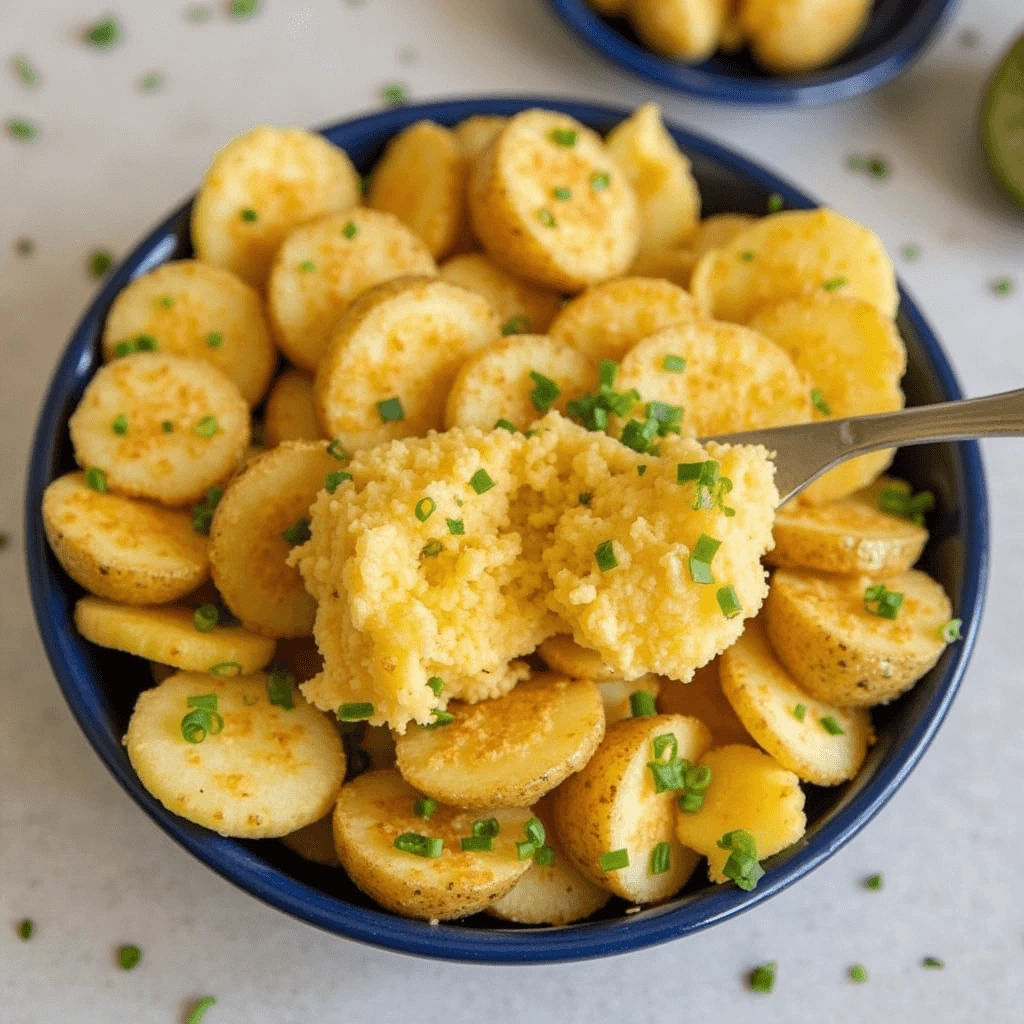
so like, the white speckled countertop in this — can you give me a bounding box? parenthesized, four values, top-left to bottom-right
(2, 1, 1023, 1020)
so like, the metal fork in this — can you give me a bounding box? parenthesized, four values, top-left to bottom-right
(702, 387, 1024, 506)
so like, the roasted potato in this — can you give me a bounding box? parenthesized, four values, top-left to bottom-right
(596, 677, 663, 724)
(629, 0, 730, 63)
(691, 214, 757, 257)
(537, 635, 623, 681)
(629, 248, 698, 290)
(263, 369, 322, 446)
(453, 115, 508, 159)
(281, 814, 340, 866)
(657, 661, 751, 746)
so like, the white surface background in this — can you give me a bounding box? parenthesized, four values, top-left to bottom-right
(2, 1, 1023, 1021)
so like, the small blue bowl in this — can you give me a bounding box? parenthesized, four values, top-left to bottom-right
(548, 0, 959, 105)
(26, 97, 987, 963)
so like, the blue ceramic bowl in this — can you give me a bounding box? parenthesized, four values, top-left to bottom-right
(548, 0, 959, 105)
(26, 97, 987, 963)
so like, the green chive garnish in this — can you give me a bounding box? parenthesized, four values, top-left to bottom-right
(111, 414, 129, 436)
(162, 420, 174, 433)
(415, 497, 435, 522)
(501, 315, 530, 336)
(865, 873, 883, 891)
(630, 690, 656, 717)
(678, 792, 704, 813)
(538, 208, 556, 228)
(427, 676, 444, 697)
(767, 193, 784, 213)
(524, 817, 545, 847)
(649, 841, 671, 876)
(810, 388, 832, 415)
(591, 171, 610, 190)
(516, 840, 536, 860)
(820, 715, 845, 736)
(414, 797, 437, 820)
(194, 415, 218, 438)
(637, 465, 647, 476)
(113, 334, 158, 357)
(282, 517, 311, 545)
(157, 295, 174, 309)
(382, 83, 408, 106)
(595, 539, 618, 572)
(689, 533, 721, 585)
(209, 662, 241, 677)
(185, 997, 217, 1024)
(267, 665, 295, 710)
(793, 703, 807, 721)
(181, 695, 224, 744)
(823, 276, 848, 292)
(325, 470, 351, 493)
(85, 17, 120, 47)
(461, 835, 493, 852)
(902, 243, 920, 261)
(992, 277, 1014, 296)
(140, 72, 162, 92)
(878, 484, 933, 525)
(18, 919, 34, 940)
(717, 585, 742, 619)
(599, 848, 629, 872)
(534, 845, 556, 867)
(470, 818, 500, 840)
(337, 702, 374, 721)
(578, 492, 592, 506)
(549, 128, 577, 147)
(230, 0, 261, 17)
(864, 583, 903, 619)
(922, 956, 944, 969)
(327, 439, 349, 460)
(662, 354, 686, 372)
(297, 260, 316, 273)
(118, 944, 142, 970)
(750, 962, 776, 993)
(849, 964, 868, 983)
(193, 604, 219, 633)
(240, 208, 258, 222)
(191, 486, 223, 535)
(377, 396, 404, 422)
(718, 829, 764, 891)
(740, 250, 755, 262)
(552, 186, 571, 201)
(393, 832, 443, 857)
(469, 469, 495, 494)
(427, 708, 454, 727)
(84, 467, 108, 492)
(446, 518, 464, 535)
(90, 250, 114, 278)
(940, 618, 962, 642)
(13, 55, 39, 86)
(6, 118, 38, 141)
(530, 370, 561, 413)
(421, 539, 443, 558)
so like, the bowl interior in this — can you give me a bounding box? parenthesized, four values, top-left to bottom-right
(25, 98, 987, 963)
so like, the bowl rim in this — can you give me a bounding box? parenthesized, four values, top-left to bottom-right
(546, 0, 961, 106)
(25, 95, 989, 964)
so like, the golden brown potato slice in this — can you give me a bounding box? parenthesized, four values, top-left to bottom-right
(439, 252, 562, 335)
(263, 369, 322, 446)
(314, 277, 500, 449)
(75, 596, 276, 674)
(629, 248, 698, 290)
(553, 714, 711, 902)
(548, 276, 698, 365)
(468, 109, 640, 291)
(630, 0, 730, 62)
(720, 618, 873, 785)
(125, 671, 344, 838)
(764, 568, 953, 708)
(444, 335, 595, 431)
(453, 115, 508, 159)
(537, 635, 622, 681)
(596, 677, 663, 725)
(100, 260, 276, 406)
(657, 661, 751, 746)
(209, 441, 338, 638)
(767, 476, 928, 575)
(749, 294, 906, 502)
(68, 353, 250, 507)
(42, 471, 209, 605)
(742, 0, 872, 74)
(614, 318, 811, 438)
(690, 209, 899, 324)
(394, 674, 605, 808)
(191, 125, 361, 289)
(281, 814, 340, 866)
(675, 744, 806, 884)
(691, 214, 757, 258)
(267, 208, 437, 371)
(332, 769, 534, 920)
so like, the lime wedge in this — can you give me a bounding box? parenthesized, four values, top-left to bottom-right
(982, 32, 1024, 209)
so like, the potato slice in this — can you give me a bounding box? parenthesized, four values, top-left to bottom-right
(487, 795, 610, 925)
(267, 208, 437, 371)
(605, 103, 701, 254)
(68, 353, 250, 507)
(657, 661, 752, 746)
(719, 9, 746, 53)
(553, 714, 710, 902)
(630, 0, 730, 62)
(675, 744, 806, 884)
(453, 115, 507, 159)
(394, 674, 605, 808)
(691, 214, 757, 258)
(439, 253, 562, 335)
(191, 125, 361, 288)
(548, 276, 698, 365)
(314, 276, 500, 449)
(209, 441, 338, 638)
(614, 319, 811, 438)
(742, 0, 872, 74)
(281, 814, 340, 866)
(767, 476, 928, 574)
(444, 335, 595, 431)
(468, 109, 639, 291)
(720, 618, 873, 785)
(749, 294, 906, 502)
(332, 769, 534, 920)
(42, 472, 209, 605)
(100, 260, 276, 406)
(125, 671, 344, 838)
(75, 596, 275, 674)
(368, 121, 468, 260)
(597, 676, 662, 724)
(629, 248, 697, 290)
(690, 209, 899, 324)
(537, 634, 622, 681)
(264, 369, 322, 447)
(764, 568, 952, 708)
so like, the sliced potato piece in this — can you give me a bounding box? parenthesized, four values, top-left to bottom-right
(487, 795, 610, 925)
(100, 260, 276, 406)
(749, 294, 906, 502)
(553, 714, 711, 902)
(597, 676, 662, 724)
(690, 209, 899, 324)
(444, 334, 595, 431)
(42, 472, 209, 605)
(767, 476, 928, 574)
(537, 635, 623, 681)
(657, 661, 752, 746)
(274, 635, 324, 683)
(691, 214, 757, 258)
(468, 109, 640, 291)
(629, 248, 697, 290)
(764, 568, 952, 708)
(720, 618, 873, 785)
(314, 276, 500, 449)
(439, 252, 562, 335)
(332, 769, 533, 920)
(675, 744, 806, 884)
(719, 9, 746, 53)
(209, 441, 338, 638)
(548, 276, 698, 365)
(615, 319, 811, 438)
(368, 121, 468, 260)
(264, 369, 322, 447)
(68, 352, 250, 506)
(191, 125, 361, 289)
(394, 674, 605, 808)
(267, 208, 437, 371)
(453, 115, 507, 159)
(125, 671, 344, 838)
(742, 0, 872, 74)
(74, 596, 275, 674)
(281, 814, 340, 866)
(630, 0, 730, 62)
(605, 102, 701, 254)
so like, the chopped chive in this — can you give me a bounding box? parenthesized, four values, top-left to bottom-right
(111, 414, 129, 436)
(393, 832, 443, 857)
(648, 757, 687, 794)
(337, 702, 374, 721)
(530, 370, 561, 413)
(992, 276, 1014, 296)
(180, 705, 224, 744)
(718, 829, 764, 891)
(678, 791, 704, 813)
(117, 944, 142, 970)
(325, 470, 352, 493)
(194, 415, 218, 438)
(902, 243, 920, 261)
(157, 295, 174, 309)
(445, 517, 464, 535)
(599, 848, 629, 872)
(578, 492, 592, 506)
(878, 484, 934, 525)
(716, 585, 742, 619)
(382, 83, 408, 107)
(185, 997, 217, 1024)
(112, 334, 158, 357)
(864, 873, 883, 891)
(415, 497, 436, 522)
(940, 618, 962, 642)
(849, 964, 868, 983)
(190, 486, 223, 534)
(793, 703, 807, 722)
(649, 841, 671, 876)
(377, 397, 404, 422)
(662, 354, 686, 373)
(767, 193, 784, 213)
(427, 676, 444, 697)
(240, 207, 258, 222)
(636, 465, 647, 476)
(538, 208, 556, 228)
(646, 400, 682, 437)
(740, 250, 755, 262)
(820, 715, 845, 736)
(230, 0, 261, 17)
(90, 250, 114, 278)
(343, 220, 359, 239)
(868, 157, 889, 179)
(85, 17, 120, 47)
(501, 315, 530, 336)
(282, 517, 311, 545)
(84, 467, 108, 493)
(750, 962, 776, 994)
(461, 835, 493, 852)
(621, 415, 658, 453)
(193, 604, 219, 633)
(13, 55, 39, 86)
(326, 439, 350, 461)
(18, 919, 33, 940)
(590, 171, 610, 190)
(922, 956, 944, 969)
(414, 797, 438, 820)
(162, 420, 174, 433)
(467, 819, 500, 842)
(630, 690, 656, 717)
(595, 539, 618, 572)
(652, 734, 677, 760)
(516, 840, 536, 860)
(823, 276, 848, 292)
(811, 388, 832, 415)
(534, 845, 555, 867)
(552, 186, 571, 201)
(549, 128, 577, 147)
(524, 817, 545, 847)
(864, 583, 903, 619)
(427, 708, 454, 727)
(421, 539, 443, 558)
(599, 359, 618, 388)
(298, 260, 316, 272)
(267, 666, 295, 710)
(469, 469, 495, 494)
(689, 533, 721, 585)
(686, 764, 712, 791)
(202, 330, 224, 350)
(6, 118, 38, 141)
(140, 72, 162, 92)
(209, 662, 241, 677)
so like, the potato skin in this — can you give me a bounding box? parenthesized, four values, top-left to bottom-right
(537, 635, 623, 682)
(764, 568, 952, 707)
(657, 661, 751, 747)
(629, 0, 730, 63)
(264, 369, 322, 447)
